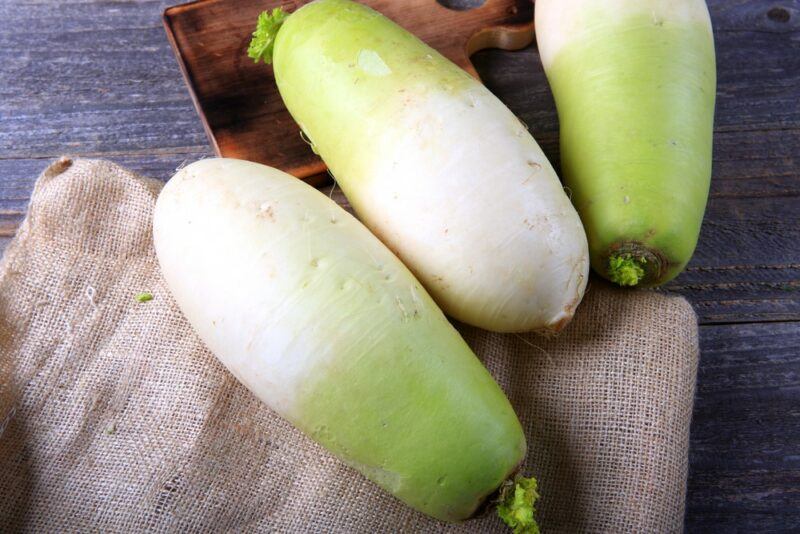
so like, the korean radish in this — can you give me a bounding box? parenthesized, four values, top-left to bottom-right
(536, 0, 716, 286)
(153, 158, 537, 526)
(248, 0, 589, 333)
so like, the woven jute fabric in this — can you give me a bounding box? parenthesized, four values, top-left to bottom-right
(0, 158, 699, 533)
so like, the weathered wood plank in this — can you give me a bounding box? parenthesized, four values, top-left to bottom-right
(686, 321, 800, 532)
(0, 0, 206, 159)
(665, 127, 800, 323)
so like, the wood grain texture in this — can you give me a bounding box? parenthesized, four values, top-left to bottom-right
(0, 0, 799, 530)
(687, 321, 800, 532)
(163, 0, 535, 179)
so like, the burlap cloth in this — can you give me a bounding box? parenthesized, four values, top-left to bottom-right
(0, 158, 698, 533)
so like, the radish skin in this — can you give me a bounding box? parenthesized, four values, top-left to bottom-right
(251, 0, 589, 333)
(153, 158, 527, 523)
(536, 0, 716, 286)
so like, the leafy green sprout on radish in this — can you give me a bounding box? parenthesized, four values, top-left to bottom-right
(247, 8, 288, 65)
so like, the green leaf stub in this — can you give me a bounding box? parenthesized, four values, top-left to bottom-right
(497, 476, 540, 534)
(608, 253, 647, 287)
(248, 8, 289, 65)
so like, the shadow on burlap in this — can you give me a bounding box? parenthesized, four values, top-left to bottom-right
(0, 159, 698, 532)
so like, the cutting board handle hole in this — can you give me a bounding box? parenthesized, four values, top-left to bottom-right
(437, 0, 486, 11)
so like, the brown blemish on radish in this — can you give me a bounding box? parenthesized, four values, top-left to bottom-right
(258, 203, 275, 220)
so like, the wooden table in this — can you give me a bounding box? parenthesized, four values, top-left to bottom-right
(0, 0, 798, 530)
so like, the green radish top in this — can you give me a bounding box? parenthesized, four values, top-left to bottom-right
(608, 253, 648, 287)
(247, 8, 288, 65)
(497, 476, 541, 534)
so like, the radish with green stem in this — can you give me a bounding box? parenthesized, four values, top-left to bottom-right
(249, 0, 589, 334)
(536, 0, 717, 287)
(153, 158, 538, 527)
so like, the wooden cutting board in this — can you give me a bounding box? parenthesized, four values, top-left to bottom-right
(163, 0, 535, 184)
